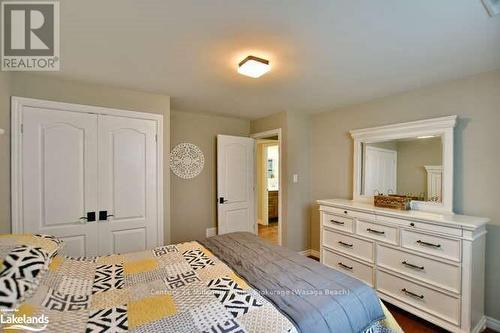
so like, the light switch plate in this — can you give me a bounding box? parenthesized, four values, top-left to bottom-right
(0, 129, 4, 135)
(293, 174, 299, 183)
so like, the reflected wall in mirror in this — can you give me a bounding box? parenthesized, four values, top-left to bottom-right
(361, 136, 443, 202)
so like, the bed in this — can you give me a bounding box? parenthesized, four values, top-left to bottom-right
(0, 233, 402, 333)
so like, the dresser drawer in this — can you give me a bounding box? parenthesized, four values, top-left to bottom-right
(401, 230, 460, 262)
(377, 245, 461, 293)
(377, 270, 460, 325)
(379, 215, 462, 237)
(322, 249, 374, 286)
(329, 207, 376, 221)
(322, 213, 354, 233)
(323, 229, 374, 263)
(356, 220, 398, 245)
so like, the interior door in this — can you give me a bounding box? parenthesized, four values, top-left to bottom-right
(217, 135, 255, 235)
(364, 146, 397, 195)
(21, 107, 99, 256)
(98, 115, 158, 255)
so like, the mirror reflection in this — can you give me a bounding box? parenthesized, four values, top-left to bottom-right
(361, 136, 442, 202)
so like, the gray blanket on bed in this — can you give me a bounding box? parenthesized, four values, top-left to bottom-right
(200, 232, 384, 333)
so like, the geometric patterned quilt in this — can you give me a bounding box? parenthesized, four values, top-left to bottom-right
(5, 241, 298, 333)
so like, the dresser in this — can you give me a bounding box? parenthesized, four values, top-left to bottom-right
(318, 199, 489, 333)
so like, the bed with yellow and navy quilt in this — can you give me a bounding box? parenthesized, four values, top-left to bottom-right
(0, 233, 402, 333)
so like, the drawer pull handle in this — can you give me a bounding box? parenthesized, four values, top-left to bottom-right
(402, 261, 424, 270)
(402, 288, 424, 299)
(337, 262, 353, 270)
(366, 228, 385, 235)
(417, 240, 441, 248)
(330, 220, 345, 225)
(338, 241, 353, 248)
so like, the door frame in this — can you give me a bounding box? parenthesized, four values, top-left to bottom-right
(11, 96, 164, 247)
(250, 128, 282, 246)
(257, 141, 278, 226)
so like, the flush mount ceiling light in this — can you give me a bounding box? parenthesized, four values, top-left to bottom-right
(417, 135, 436, 139)
(238, 55, 270, 78)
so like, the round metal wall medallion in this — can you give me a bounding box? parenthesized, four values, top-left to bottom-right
(170, 143, 205, 179)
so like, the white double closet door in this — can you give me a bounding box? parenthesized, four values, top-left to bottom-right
(18, 100, 161, 257)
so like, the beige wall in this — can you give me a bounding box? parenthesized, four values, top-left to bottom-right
(396, 138, 442, 197)
(251, 111, 311, 251)
(0, 73, 171, 242)
(170, 110, 250, 243)
(310, 69, 500, 320)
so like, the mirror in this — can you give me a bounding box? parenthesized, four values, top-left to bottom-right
(350, 116, 457, 213)
(361, 136, 443, 202)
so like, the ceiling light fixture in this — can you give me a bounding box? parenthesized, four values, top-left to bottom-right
(238, 55, 270, 78)
(417, 135, 436, 139)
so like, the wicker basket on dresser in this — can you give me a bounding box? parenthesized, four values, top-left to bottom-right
(318, 199, 489, 333)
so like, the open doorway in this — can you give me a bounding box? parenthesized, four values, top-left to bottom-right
(252, 129, 282, 245)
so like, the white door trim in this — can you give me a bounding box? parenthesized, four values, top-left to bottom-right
(250, 128, 283, 246)
(257, 140, 279, 227)
(11, 96, 164, 247)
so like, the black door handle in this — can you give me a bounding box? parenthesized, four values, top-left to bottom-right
(219, 197, 228, 204)
(99, 211, 114, 221)
(81, 212, 96, 222)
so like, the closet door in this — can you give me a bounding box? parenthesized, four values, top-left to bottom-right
(98, 115, 158, 255)
(21, 107, 99, 256)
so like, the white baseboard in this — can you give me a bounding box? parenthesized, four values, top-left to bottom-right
(298, 249, 311, 256)
(487, 316, 500, 331)
(298, 249, 320, 258)
(473, 316, 487, 333)
(206, 227, 217, 238)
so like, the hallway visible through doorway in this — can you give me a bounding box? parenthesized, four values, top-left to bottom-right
(254, 132, 281, 245)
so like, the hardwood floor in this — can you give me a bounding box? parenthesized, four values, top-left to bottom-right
(258, 223, 278, 244)
(384, 302, 496, 333)
(306, 257, 497, 333)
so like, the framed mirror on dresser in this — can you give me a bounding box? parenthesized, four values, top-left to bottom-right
(318, 116, 489, 333)
(351, 115, 456, 213)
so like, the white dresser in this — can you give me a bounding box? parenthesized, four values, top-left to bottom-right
(319, 199, 489, 333)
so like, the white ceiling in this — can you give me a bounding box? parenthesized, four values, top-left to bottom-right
(46, 0, 500, 119)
